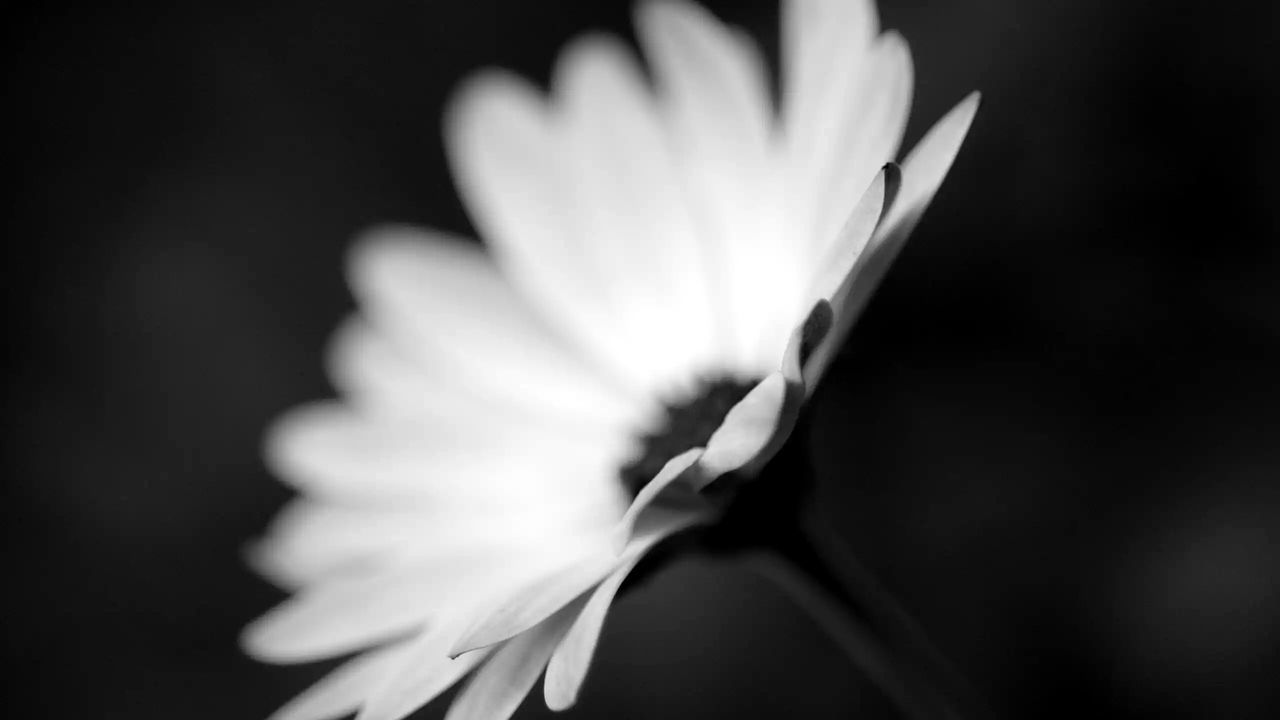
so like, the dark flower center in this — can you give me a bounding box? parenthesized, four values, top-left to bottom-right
(618, 376, 762, 496)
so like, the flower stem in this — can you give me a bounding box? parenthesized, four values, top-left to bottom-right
(800, 505, 990, 719)
(744, 547, 944, 720)
(745, 502, 990, 720)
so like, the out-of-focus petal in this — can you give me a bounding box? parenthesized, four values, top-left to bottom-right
(635, 0, 784, 373)
(782, 0, 879, 247)
(243, 549, 578, 663)
(806, 33, 912, 260)
(248, 497, 615, 590)
(266, 641, 414, 720)
(782, 0, 879, 145)
(265, 402, 628, 521)
(349, 226, 647, 423)
(446, 70, 688, 401)
(551, 35, 724, 393)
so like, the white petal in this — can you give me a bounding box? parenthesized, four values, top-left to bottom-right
(542, 551, 645, 710)
(696, 372, 796, 485)
(611, 448, 703, 551)
(878, 92, 983, 246)
(450, 507, 703, 658)
(807, 33, 913, 260)
(328, 317, 590, 430)
(349, 224, 645, 425)
(243, 549, 580, 663)
(444, 603, 583, 720)
(247, 499, 428, 589)
(249, 496, 614, 590)
(782, 0, 879, 143)
(266, 641, 414, 720)
(610, 375, 800, 524)
(543, 506, 705, 709)
(356, 624, 492, 720)
(448, 551, 612, 660)
(551, 35, 723, 392)
(806, 165, 897, 305)
(444, 72, 664, 401)
(780, 299, 834, 388)
(782, 0, 879, 243)
(265, 402, 628, 517)
(635, 0, 781, 372)
(789, 165, 897, 389)
(804, 93, 980, 390)
(242, 571, 441, 663)
(326, 317, 472, 419)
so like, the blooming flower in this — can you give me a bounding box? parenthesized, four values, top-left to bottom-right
(242, 1, 978, 718)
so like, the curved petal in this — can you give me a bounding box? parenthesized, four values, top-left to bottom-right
(443, 603, 583, 720)
(447, 554, 612, 660)
(803, 93, 981, 391)
(781, 299, 834, 389)
(611, 448, 704, 550)
(806, 164, 898, 305)
(542, 550, 647, 711)
(791, 164, 897, 390)
(877, 92, 983, 248)
(807, 33, 913, 260)
(696, 372, 798, 486)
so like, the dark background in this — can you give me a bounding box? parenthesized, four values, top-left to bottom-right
(6, 1, 1279, 718)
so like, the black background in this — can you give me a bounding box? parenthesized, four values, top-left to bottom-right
(6, 1, 1279, 718)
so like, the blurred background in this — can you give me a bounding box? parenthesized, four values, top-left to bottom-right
(6, 0, 1279, 718)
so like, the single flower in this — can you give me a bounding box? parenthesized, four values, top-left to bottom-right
(242, 1, 978, 719)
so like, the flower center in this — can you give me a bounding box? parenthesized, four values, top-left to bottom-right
(618, 376, 762, 495)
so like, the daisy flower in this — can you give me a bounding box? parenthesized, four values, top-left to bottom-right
(243, 1, 979, 719)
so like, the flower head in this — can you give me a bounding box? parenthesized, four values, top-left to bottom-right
(243, 1, 978, 718)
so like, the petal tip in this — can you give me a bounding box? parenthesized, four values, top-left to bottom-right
(446, 638, 485, 662)
(543, 678, 579, 712)
(879, 161, 902, 226)
(951, 90, 983, 129)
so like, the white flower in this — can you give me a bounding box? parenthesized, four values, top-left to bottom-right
(242, 1, 978, 719)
